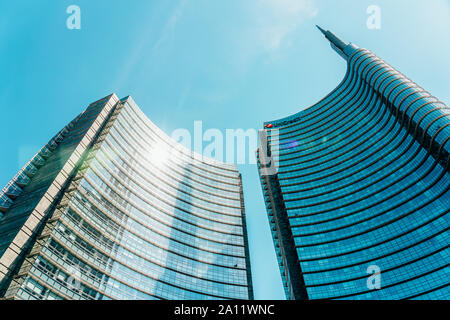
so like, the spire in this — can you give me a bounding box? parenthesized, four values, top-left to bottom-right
(316, 25, 349, 58)
(316, 25, 326, 36)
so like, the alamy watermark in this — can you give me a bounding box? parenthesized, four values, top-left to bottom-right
(66, 5, 81, 30)
(66, 264, 82, 294)
(150, 120, 281, 174)
(366, 5, 382, 30)
(367, 265, 382, 290)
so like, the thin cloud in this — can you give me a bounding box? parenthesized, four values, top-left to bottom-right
(253, 0, 319, 51)
(114, 0, 187, 89)
(152, 0, 187, 51)
(228, 0, 318, 70)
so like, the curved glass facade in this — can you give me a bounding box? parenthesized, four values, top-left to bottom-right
(258, 28, 449, 300)
(0, 94, 253, 300)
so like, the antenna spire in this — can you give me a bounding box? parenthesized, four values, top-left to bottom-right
(316, 25, 349, 58)
(316, 25, 326, 36)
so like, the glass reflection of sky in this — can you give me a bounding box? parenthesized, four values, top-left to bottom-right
(283, 140, 299, 150)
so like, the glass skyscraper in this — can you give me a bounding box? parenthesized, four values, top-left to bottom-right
(0, 94, 253, 300)
(257, 27, 449, 300)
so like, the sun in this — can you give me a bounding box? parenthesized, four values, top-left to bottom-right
(146, 142, 170, 167)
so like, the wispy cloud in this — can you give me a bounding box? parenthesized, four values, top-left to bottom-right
(227, 0, 318, 70)
(251, 0, 319, 51)
(114, 0, 187, 89)
(152, 0, 187, 51)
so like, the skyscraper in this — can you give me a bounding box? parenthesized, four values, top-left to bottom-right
(0, 94, 253, 300)
(257, 27, 449, 300)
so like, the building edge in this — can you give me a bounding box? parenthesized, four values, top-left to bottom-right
(0, 94, 120, 297)
(238, 173, 254, 300)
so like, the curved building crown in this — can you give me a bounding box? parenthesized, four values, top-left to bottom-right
(258, 27, 449, 300)
(0, 94, 253, 300)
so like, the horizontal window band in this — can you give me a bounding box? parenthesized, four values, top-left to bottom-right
(76, 180, 246, 252)
(300, 227, 448, 274)
(402, 283, 450, 300)
(296, 210, 448, 261)
(67, 195, 247, 263)
(304, 245, 448, 287)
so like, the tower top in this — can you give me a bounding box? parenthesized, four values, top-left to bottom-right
(316, 25, 327, 35)
(316, 25, 349, 58)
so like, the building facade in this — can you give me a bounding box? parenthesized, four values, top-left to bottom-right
(0, 94, 253, 300)
(257, 27, 449, 300)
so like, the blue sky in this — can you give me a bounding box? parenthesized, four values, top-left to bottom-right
(0, 0, 449, 299)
